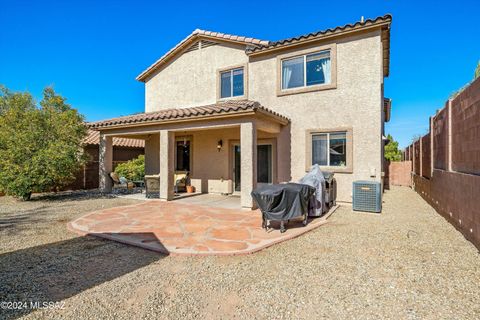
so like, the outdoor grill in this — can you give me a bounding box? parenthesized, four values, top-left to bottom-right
(322, 171, 337, 208)
(251, 183, 315, 233)
(299, 166, 336, 217)
(251, 165, 337, 232)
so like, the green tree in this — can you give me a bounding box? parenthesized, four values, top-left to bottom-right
(384, 134, 402, 162)
(0, 86, 87, 200)
(114, 155, 145, 181)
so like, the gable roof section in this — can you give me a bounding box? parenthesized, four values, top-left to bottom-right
(88, 100, 289, 130)
(136, 30, 269, 82)
(246, 14, 392, 77)
(84, 129, 145, 148)
(136, 14, 392, 82)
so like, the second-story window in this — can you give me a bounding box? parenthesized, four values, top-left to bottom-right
(281, 50, 331, 90)
(220, 68, 244, 98)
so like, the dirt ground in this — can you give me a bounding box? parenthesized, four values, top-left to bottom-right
(1, 187, 479, 319)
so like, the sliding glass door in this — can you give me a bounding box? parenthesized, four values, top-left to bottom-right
(257, 144, 272, 184)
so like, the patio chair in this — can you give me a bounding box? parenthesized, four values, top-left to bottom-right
(110, 172, 134, 191)
(174, 171, 190, 193)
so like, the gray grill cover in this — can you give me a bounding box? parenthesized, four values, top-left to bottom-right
(251, 183, 315, 221)
(299, 164, 326, 216)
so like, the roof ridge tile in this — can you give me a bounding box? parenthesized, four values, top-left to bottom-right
(88, 100, 289, 129)
(246, 14, 392, 54)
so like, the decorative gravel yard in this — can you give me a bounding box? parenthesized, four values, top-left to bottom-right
(1, 187, 479, 319)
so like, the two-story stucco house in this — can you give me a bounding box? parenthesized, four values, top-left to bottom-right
(90, 15, 392, 208)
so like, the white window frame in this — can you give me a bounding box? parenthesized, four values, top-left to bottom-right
(276, 44, 336, 97)
(220, 67, 244, 98)
(281, 50, 330, 90)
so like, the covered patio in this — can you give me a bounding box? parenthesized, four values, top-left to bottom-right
(90, 100, 290, 208)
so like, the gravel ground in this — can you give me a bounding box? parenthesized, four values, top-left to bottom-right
(1, 187, 479, 320)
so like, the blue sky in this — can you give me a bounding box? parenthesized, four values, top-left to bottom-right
(0, 0, 478, 148)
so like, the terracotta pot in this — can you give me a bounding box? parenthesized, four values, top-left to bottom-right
(186, 185, 195, 193)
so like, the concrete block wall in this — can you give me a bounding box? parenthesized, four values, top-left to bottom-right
(406, 77, 480, 250)
(421, 133, 431, 179)
(413, 172, 480, 250)
(385, 161, 412, 187)
(413, 140, 421, 175)
(451, 77, 480, 175)
(432, 105, 448, 170)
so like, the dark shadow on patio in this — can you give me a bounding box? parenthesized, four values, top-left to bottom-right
(0, 233, 166, 320)
(28, 190, 117, 202)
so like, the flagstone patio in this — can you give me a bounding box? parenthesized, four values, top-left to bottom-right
(68, 198, 336, 256)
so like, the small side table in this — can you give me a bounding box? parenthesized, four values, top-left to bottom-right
(133, 180, 145, 188)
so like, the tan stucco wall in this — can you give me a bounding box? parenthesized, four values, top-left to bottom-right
(189, 127, 239, 192)
(144, 133, 159, 175)
(140, 124, 278, 195)
(167, 127, 276, 194)
(143, 30, 384, 202)
(248, 31, 384, 202)
(145, 42, 249, 112)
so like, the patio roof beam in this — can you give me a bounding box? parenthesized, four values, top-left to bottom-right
(255, 117, 281, 134)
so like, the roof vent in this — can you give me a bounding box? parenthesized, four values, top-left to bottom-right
(200, 40, 217, 49)
(184, 41, 200, 53)
(360, 16, 365, 23)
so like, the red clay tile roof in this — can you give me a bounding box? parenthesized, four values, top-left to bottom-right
(246, 14, 392, 54)
(88, 100, 289, 129)
(136, 29, 269, 82)
(84, 129, 145, 148)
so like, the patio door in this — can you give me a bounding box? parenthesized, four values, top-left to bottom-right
(257, 144, 272, 184)
(233, 144, 241, 192)
(232, 143, 272, 192)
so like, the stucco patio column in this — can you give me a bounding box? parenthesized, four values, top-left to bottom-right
(99, 133, 113, 192)
(159, 130, 175, 201)
(276, 123, 292, 183)
(240, 122, 257, 208)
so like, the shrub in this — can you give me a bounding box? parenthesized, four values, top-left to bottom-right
(0, 86, 87, 200)
(114, 155, 145, 181)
